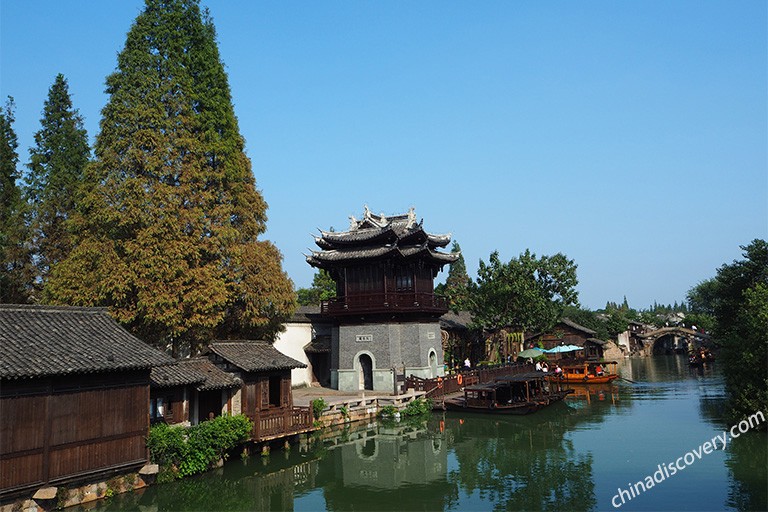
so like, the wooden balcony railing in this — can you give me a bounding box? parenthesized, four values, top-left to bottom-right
(251, 407, 313, 442)
(320, 292, 448, 316)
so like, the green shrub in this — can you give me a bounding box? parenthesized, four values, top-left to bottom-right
(147, 414, 253, 479)
(403, 398, 432, 417)
(311, 398, 327, 420)
(378, 405, 398, 418)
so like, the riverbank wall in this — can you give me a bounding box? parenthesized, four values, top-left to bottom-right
(0, 464, 158, 512)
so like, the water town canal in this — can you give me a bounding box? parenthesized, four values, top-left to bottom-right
(79, 356, 766, 512)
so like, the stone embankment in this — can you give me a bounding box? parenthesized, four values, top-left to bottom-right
(0, 465, 158, 512)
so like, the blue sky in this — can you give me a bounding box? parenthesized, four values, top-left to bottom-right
(1, 1, 766, 310)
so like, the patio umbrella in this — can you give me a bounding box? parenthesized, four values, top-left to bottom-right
(518, 348, 544, 358)
(544, 345, 583, 353)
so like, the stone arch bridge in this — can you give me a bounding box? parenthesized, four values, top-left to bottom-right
(639, 326, 712, 356)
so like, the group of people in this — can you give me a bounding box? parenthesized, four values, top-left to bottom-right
(533, 360, 563, 375)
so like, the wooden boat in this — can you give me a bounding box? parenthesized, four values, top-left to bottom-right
(444, 372, 573, 415)
(689, 349, 715, 366)
(547, 361, 619, 384)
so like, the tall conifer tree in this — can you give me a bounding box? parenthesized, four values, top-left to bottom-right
(0, 98, 32, 303)
(47, 0, 295, 354)
(26, 74, 90, 292)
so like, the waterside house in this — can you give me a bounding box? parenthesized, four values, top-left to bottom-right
(273, 306, 334, 388)
(526, 318, 623, 361)
(0, 305, 172, 500)
(205, 341, 313, 442)
(149, 357, 240, 425)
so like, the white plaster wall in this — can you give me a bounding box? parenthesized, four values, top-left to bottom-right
(273, 322, 314, 387)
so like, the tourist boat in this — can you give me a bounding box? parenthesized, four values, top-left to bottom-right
(444, 372, 573, 415)
(689, 349, 715, 367)
(547, 361, 619, 384)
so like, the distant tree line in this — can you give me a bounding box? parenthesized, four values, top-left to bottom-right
(0, 0, 296, 356)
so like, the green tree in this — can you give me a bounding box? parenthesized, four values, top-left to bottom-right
(296, 269, 336, 306)
(46, 0, 295, 355)
(469, 249, 579, 334)
(0, 98, 32, 303)
(443, 241, 471, 312)
(25, 74, 90, 293)
(709, 240, 768, 423)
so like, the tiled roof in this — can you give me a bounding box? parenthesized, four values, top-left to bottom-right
(561, 318, 597, 336)
(176, 358, 239, 391)
(151, 361, 206, 388)
(0, 304, 172, 380)
(303, 335, 331, 354)
(289, 305, 322, 323)
(440, 310, 474, 331)
(208, 341, 306, 372)
(307, 206, 457, 269)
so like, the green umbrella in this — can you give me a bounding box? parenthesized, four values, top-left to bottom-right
(518, 348, 544, 359)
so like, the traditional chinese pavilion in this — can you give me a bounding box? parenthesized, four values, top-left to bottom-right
(307, 206, 458, 391)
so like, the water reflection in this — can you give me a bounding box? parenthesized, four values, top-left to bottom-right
(446, 403, 597, 512)
(318, 422, 456, 511)
(74, 356, 766, 512)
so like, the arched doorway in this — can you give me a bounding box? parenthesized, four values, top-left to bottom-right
(359, 353, 373, 390)
(428, 349, 438, 378)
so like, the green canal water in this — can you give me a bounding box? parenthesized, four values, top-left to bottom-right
(81, 356, 766, 511)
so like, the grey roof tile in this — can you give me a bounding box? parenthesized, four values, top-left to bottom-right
(0, 304, 172, 380)
(208, 341, 306, 372)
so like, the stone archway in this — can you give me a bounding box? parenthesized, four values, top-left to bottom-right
(428, 349, 438, 378)
(358, 353, 373, 390)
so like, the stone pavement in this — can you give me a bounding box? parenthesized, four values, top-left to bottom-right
(291, 385, 399, 407)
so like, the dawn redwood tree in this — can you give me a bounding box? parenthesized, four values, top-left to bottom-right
(46, 0, 295, 355)
(26, 74, 90, 293)
(0, 98, 32, 303)
(469, 249, 579, 335)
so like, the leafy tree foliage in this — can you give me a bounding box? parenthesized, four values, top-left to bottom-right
(46, 0, 295, 354)
(469, 249, 578, 334)
(0, 98, 32, 303)
(442, 241, 471, 312)
(705, 240, 767, 423)
(25, 74, 90, 293)
(296, 269, 336, 306)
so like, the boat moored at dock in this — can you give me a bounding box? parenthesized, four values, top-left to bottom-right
(444, 372, 573, 415)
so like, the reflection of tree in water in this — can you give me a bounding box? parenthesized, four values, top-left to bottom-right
(697, 385, 767, 512)
(725, 431, 768, 511)
(76, 451, 321, 512)
(447, 404, 597, 512)
(694, 374, 767, 511)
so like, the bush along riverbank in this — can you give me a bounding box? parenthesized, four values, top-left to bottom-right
(147, 414, 253, 483)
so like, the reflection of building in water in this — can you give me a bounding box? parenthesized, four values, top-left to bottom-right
(338, 425, 447, 488)
(244, 459, 319, 512)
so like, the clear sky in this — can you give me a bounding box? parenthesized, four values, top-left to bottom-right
(1, 1, 766, 310)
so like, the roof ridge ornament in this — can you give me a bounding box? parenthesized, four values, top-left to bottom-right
(406, 207, 416, 229)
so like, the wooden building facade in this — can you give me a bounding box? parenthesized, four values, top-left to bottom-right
(206, 342, 313, 442)
(0, 305, 172, 499)
(149, 358, 240, 426)
(308, 206, 457, 318)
